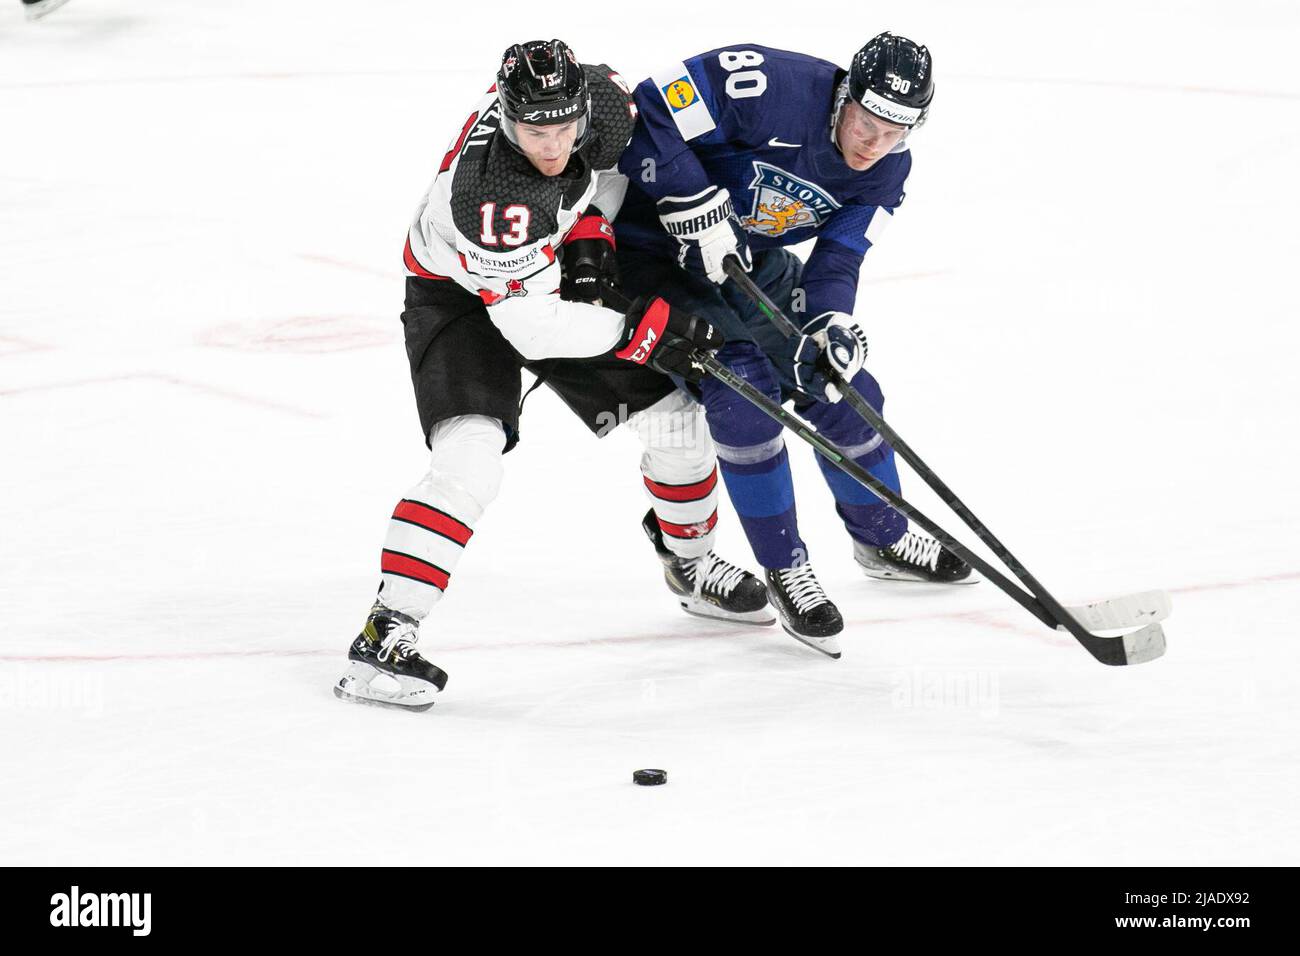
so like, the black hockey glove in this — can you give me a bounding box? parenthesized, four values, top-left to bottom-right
(560, 210, 619, 304)
(615, 296, 724, 383)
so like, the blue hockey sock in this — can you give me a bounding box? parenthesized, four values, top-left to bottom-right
(702, 343, 808, 570)
(800, 368, 908, 548)
(816, 446, 907, 547)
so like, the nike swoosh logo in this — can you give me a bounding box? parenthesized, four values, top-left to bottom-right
(768, 137, 801, 148)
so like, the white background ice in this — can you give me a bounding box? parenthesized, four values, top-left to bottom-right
(1, 0, 1297, 864)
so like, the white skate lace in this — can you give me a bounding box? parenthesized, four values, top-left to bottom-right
(377, 621, 420, 663)
(889, 531, 943, 572)
(689, 552, 748, 598)
(775, 563, 829, 615)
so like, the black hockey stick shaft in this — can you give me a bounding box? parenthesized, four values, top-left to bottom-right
(693, 354, 1052, 624)
(603, 278, 1141, 664)
(720, 257, 1095, 635)
(695, 353, 1147, 664)
(603, 283, 1050, 629)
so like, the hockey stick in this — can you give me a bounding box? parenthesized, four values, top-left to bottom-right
(693, 353, 1163, 665)
(719, 256, 1169, 661)
(601, 281, 1163, 662)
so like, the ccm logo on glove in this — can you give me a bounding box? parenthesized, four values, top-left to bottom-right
(615, 299, 670, 365)
(615, 296, 724, 383)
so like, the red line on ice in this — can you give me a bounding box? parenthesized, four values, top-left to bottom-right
(5, 569, 1297, 665)
(0, 372, 322, 419)
(297, 253, 397, 280)
(0, 335, 55, 357)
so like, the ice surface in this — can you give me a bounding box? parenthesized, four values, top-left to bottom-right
(1, 0, 1298, 865)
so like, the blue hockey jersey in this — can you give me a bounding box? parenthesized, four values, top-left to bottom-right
(616, 44, 910, 320)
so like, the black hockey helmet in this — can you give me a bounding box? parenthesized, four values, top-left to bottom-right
(848, 32, 934, 128)
(497, 39, 592, 151)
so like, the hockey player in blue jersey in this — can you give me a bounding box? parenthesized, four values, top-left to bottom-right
(613, 33, 973, 657)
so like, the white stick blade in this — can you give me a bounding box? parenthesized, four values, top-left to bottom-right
(1121, 622, 1167, 664)
(1065, 590, 1172, 631)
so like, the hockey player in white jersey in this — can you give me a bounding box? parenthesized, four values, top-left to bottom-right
(335, 40, 772, 712)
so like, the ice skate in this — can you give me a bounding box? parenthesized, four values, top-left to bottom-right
(642, 509, 775, 625)
(854, 531, 975, 584)
(765, 563, 843, 658)
(334, 602, 448, 712)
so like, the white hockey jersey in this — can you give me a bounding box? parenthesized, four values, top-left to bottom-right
(403, 65, 638, 361)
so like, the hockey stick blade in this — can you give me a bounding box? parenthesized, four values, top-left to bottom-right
(1063, 590, 1172, 632)
(1062, 621, 1167, 666)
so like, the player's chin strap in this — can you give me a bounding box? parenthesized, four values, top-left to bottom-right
(703, 256, 1170, 667)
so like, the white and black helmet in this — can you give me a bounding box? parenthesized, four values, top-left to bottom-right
(497, 39, 592, 151)
(848, 31, 934, 128)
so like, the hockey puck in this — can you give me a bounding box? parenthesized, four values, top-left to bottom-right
(632, 769, 667, 786)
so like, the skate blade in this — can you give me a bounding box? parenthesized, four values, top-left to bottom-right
(857, 561, 980, 586)
(777, 619, 842, 659)
(678, 598, 777, 626)
(334, 663, 437, 713)
(333, 684, 434, 713)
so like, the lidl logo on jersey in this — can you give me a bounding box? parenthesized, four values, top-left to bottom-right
(651, 62, 716, 140)
(741, 162, 841, 237)
(661, 77, 697, 111)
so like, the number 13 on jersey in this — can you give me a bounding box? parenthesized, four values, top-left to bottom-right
(479, 202, 530, 246)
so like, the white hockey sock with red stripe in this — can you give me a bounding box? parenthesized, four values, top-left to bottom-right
(631, 391, 719, 560)
(378, 415, 506, 619)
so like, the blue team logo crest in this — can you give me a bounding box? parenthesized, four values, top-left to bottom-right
(742, 162, 841, 237)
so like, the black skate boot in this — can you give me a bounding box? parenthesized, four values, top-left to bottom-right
(642, 509, 775, 625)
(334, 602, 448, 712)
(854, 531, 975, 584)
(764, 563, 843, 659)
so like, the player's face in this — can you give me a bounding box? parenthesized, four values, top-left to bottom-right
(835, 102, 909, 171)
(515, 120, 579, 175)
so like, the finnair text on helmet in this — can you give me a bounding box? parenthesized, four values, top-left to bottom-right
(49, 886, 152, 937)
(858, 89, 922, 125)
